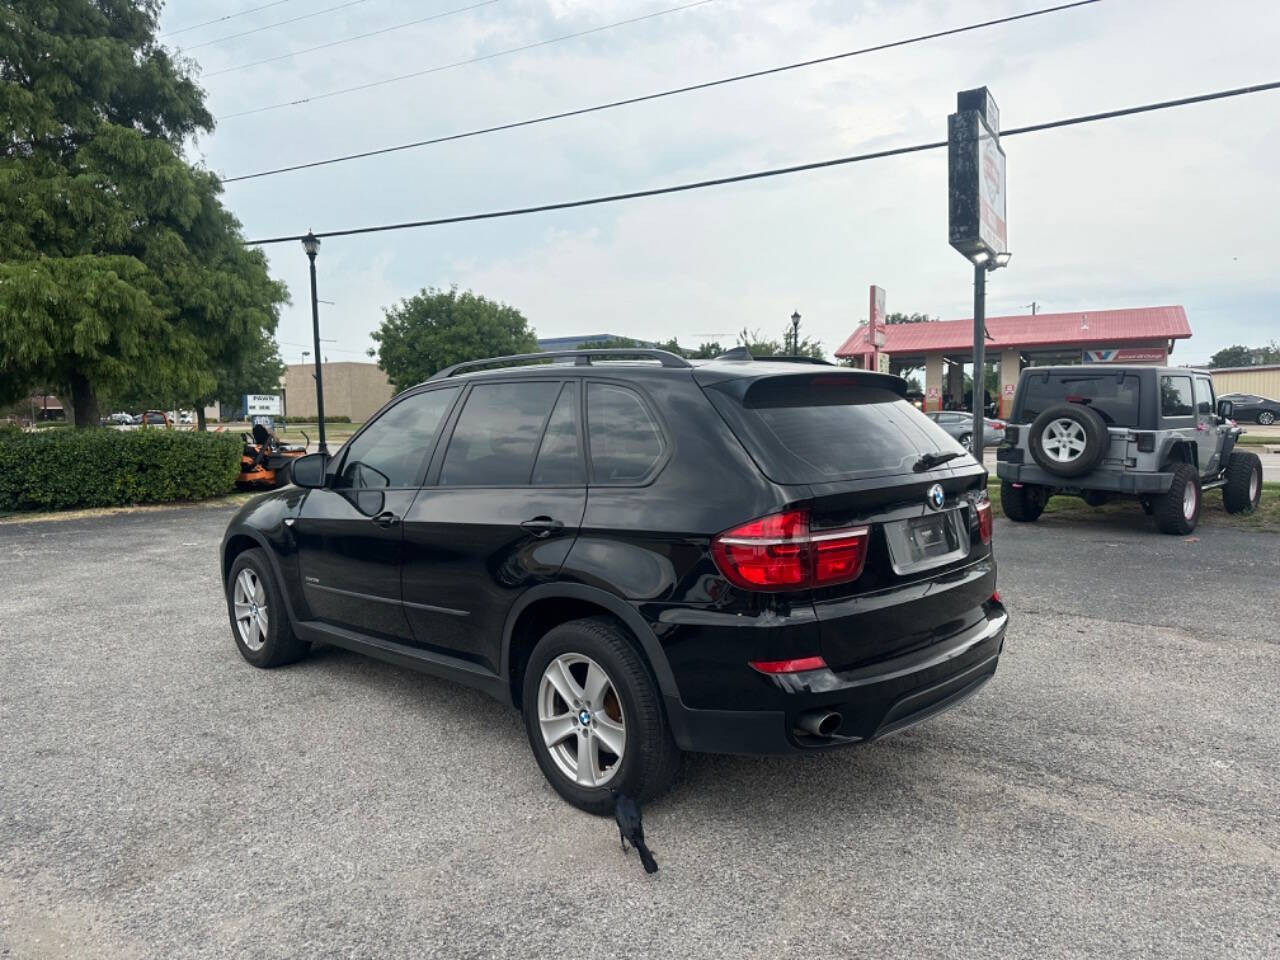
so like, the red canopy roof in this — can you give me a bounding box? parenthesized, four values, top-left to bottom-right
(835, 306, 1191, 358)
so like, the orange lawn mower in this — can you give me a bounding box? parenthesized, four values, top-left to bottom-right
(236, 423, 309, 489)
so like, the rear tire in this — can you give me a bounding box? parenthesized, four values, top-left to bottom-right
(1153, 464, 1201, 535)
(1081, 490, 1109, 507)
(225, 548, 310, 667)
(1222, 451, 1262, 514)
(1000, 480, 1047, 522)
(522, 617, 680, 815)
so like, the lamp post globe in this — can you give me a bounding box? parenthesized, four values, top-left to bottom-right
(790, 310, 801, 354)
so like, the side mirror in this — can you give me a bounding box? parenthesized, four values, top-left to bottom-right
(289, 452, 329, 488)
(1216, 399, 1234, 419)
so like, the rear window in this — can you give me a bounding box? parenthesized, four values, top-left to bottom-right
(705, 377, 960, 484)
(1020, 372, 1141, 427)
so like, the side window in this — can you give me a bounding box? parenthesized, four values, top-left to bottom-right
(587, 383, 665, 483)
(532, 383, 584, 485)
(339, 387, 458, 488)
(440, 381, 561, 486)
(1159, 376, 1195, 418)
(1193, 378, 1214, 416)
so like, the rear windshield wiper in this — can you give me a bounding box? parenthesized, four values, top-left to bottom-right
(914, 451, 964, 472)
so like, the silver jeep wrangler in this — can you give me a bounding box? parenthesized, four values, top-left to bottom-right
(995, 366, 1263, 534)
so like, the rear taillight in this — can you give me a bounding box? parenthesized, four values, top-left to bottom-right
(1136, 432, 1155, 453)
(976, 498, 993, 544)
(711, 509, 870, 592)
(1005, 426, 1020, 443)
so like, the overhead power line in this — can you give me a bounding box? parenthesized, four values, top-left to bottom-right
(181, 0, 372, 52)
(220, 0, 1099, 182)
(242, 80, 1280, 246)
(205, 0, 502, 77)
(217, 0, 721, 120)
(162, 0, 294, 38)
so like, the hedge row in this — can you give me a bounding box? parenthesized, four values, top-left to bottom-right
(0, 428, 243, 512)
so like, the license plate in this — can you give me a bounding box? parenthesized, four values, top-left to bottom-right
(885, 509, 968, 574)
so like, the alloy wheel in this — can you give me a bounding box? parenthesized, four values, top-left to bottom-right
(537, 653, 626, 788)
(1041, 418, 1087, 463)
(1183, 480, 1198, 521)
(233, 568, 269, 652)
(1260, 411, 1276, 425)
(1249, 467, 1260, 503)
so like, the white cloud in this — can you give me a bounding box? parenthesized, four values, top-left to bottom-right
(165, 0, 1280, 362)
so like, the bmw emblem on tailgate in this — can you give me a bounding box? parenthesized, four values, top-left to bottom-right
(926, 484, 945, 511)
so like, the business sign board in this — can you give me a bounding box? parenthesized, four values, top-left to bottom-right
(244, 394, 282, 416)
(948, 87, 1007, 264)
(877, 352, 891, 374)
(1083, 348, 1167, 364)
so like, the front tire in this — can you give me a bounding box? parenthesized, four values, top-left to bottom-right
(1222, 451, 1262, 514)
(225, 548, 310, 667)
(1153, 464, 1201, 535)
(958, 432, 973, 451)
(1000, 480, 1048, 522)
(522, 617, 679, 815)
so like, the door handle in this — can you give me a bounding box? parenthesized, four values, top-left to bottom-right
(520, 516, 564, 538)
(372, 511, 400, 528)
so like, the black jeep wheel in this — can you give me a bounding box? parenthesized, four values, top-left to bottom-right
(1222, 451, 1262, 514)
(1082, 490, 1109, 507)
(1153, 464, 1201, 535)
(1027, 404, 1109, 478)
(1000, 480, 1048, 522)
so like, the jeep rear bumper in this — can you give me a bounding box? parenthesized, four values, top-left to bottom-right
(996, 461, 1174, 494)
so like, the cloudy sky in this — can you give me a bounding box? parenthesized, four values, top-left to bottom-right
(160, 0, 1280, 366)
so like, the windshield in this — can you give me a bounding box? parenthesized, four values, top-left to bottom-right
(1020, 372, 1141, 427)
(705, 377, 965, 483)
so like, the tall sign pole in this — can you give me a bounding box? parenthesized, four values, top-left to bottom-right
(949, 87, 1010, 455)
(868, 285, 886, 371)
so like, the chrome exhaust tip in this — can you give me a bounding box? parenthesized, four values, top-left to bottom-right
(795, 709, 842, 738)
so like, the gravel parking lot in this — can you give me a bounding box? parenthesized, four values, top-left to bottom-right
(1, 505, 1277, 959)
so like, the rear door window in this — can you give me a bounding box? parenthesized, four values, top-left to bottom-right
(531, 383, 584, 485)
(1020, 372, 1141, 427)
(704, 375, 958, 484)
(1160, 376, 1195, 418)
(440, 381, 561, 486)
(586, 383, 666, 483)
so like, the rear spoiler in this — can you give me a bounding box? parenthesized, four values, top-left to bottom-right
(694, 366, 908, 397)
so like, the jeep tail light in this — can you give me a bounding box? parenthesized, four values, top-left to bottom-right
(976, 498, 993, 544)
(1136, 432, 1155, 453)
(748, 655, 828, 674)
(1005, 426, 1020, 443)
(712, 509, 870, 591)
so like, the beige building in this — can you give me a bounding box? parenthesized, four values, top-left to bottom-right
(1209, 365, 1280, 400)
(282, 361, 393, 423)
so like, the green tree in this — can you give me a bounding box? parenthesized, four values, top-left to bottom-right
(737, 328, 825, 360)
(884, 312, 939, 325)
(1208, 343, 1279, 368)
(0, 0, 286, 426)
(371, 287, 539, 390)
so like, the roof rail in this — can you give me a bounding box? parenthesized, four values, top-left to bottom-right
(715, 346, 753, 361)
(428, 348, 693, 380)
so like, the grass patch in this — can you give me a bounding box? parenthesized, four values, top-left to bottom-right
(1234, 434, 1276, 446)
(989, 479, 1280, 533)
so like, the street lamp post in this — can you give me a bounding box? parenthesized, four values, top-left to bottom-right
(790, 310, 801, 355)
(301, 232, 328, 454)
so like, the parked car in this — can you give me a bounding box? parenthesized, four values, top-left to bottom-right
(996, 366, 1263, 534)
(220, 348, 1006, 812)
(1218, 392, 1280, 426)
(925, 411, 1005, 448)
(106, 412, 134, 426)
(179, 411, 194, 425)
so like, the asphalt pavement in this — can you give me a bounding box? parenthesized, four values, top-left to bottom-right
(1, 505, 1277, 959)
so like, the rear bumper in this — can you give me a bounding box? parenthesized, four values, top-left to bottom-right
(663, 607, 1007, 754)
(996, 460, 1173, 494)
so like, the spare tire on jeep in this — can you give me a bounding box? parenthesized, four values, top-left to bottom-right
(1027, 403, 1109, 478)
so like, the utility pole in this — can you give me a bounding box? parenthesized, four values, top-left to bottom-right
(1024, 301, 1039, 316)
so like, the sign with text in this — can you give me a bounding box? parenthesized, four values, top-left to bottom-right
(1083, 348, 1167, 364)
(948, 87, 1007, 264)
(244, 394, 282, 416)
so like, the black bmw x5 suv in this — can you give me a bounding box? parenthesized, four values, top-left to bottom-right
(220, 348, 1006, 813)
